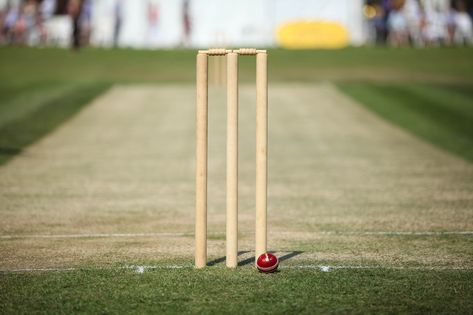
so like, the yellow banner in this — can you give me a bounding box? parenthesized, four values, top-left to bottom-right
(276, 21, 349, 49)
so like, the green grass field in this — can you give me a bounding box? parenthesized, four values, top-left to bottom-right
(2, 269, 472, 314)
(0, 47, 472, 314)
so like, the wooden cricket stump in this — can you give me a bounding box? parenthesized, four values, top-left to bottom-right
(195, 48, 268, 269)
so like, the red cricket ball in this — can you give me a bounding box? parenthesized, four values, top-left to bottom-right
(256, 253, 279, 273)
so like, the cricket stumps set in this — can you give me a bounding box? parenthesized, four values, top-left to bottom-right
(195, 48, 268, 268)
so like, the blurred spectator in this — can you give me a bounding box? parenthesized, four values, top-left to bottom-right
(446, 5, 457, 45)
(2, 0, 55, 46)
(113, 0, 122, 47)
(372, 4, 388, 44)
(0, 5, 6, 44)
(181, 0, 191, 47)
(1, 0, 471, 49)
(12, 2, 28, 45)
(454, 0, 473, 44)
(387, 0, 409, 46)
(67, 0, 81, 50)
(4, 4, 20, 44)
(22, 0, 38, 45)
(40, 0, 55, 20)
(365, 0, 472, 47)
(424, 3, 448, 46)
(404, 0, 424, 46)
(36, 0, 55, 44)
(147, 0, 159, 47)
(80, 0, 91, 45)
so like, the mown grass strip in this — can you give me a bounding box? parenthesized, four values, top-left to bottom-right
(2, 47, 473, 83)
(337, 83, 473, 163)
(0, 82, 85, 127)
(0, 83, 110, 165)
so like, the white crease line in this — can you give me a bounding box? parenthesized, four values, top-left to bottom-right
(1, 265, 193, 273)
(281, 265, 473, 272)
(2, 265, 472, 274)
(0, 232, 188, 240)
(125, 265, 191, 273)
(1, 267, 78, 273)
(1, 231, 472, 240)
(280, 231, 473, 236)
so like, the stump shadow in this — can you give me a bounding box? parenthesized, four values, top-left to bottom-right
(207, 251, 250, 266)
(238, 250, 304, 266)
(207, 251, 304, 267)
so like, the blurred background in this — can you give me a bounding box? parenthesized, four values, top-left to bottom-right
(0, 0, 471, 50)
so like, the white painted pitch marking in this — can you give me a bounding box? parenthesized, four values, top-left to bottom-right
(1, 265, 193, 273)
(281, 265, 473, 271)
(336, 231, 473, 236)
(279, 231, 473, 236)
(1, 267, 77, 273)
(2, 265, 473, 274)
(0, 232, 188, 240)
(1, 231, 473, 240)
(125, 265, 190, 272)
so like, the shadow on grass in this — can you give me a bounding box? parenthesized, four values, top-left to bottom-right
(207, 251, 250, 266)
(0, 83, 110, 166)
(238, 251, 304, 266)
(0, 147, 22, 156)
(207, 251, 304, 267)
(278, 251, 304, 262)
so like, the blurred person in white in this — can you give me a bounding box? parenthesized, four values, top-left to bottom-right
(454, 0, 472, 45)
(4, 2, 20, 43)
(403, 0, 424, 46)
(423, 2, 448, 45)
(388, 0, 409, 46)
(446, 3, 457, 45)
(40, 0, 55, 20)
(147, 0, 159, 48)
(37, 0, 56, 44)
(22, 0, 40, 45)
